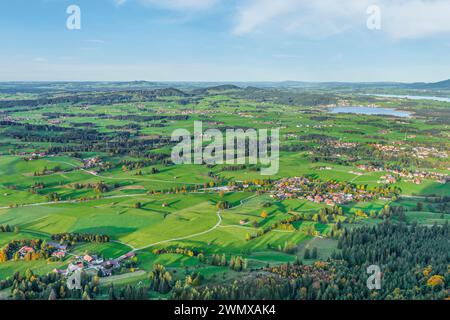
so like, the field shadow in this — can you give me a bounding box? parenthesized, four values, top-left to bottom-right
(73, 226, 137, 236)
(273, 202, 287, 213)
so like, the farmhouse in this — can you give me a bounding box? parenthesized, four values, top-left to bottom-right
(52, 251, 66, 259)
(68, 262, 83, 273)
(83, 157, 103, 168)
(118, 252, 136, 261)
(83, 255, 94, 263)
(18, 246, 34, 257)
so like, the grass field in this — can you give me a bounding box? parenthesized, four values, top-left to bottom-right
(0, 87, 448, 294)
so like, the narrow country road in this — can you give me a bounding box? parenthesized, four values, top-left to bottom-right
(1, 187, 259, 255)
(131, 209, 223, 252)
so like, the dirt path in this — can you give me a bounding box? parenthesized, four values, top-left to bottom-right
(132, 209, 223, 252)
(128, 194, 259, 252)
(0, 182, 260, 257)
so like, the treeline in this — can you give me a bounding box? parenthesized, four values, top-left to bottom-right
(71, 181, 111, 193)
(0, 239, 57, 262)
(172, 221, 449, 300)
(2, 270, 97, 300)
(152, 247, 200, 257)
(1, 120, 172, 157)
(120, 155, 168, 171)
(200, 254, 248, 271)
(0, 88, 188, 109)
(51, 233, 110, 244)
(46, 135, 170, 157)
(110, 114, 189, 122)
(233, 88, 338, 106)
(220, 164, 260, 172)
(4, 222, 447, 300)
(0, 224, 17, 233)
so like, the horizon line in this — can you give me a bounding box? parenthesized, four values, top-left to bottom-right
(0, 79, 448, 84)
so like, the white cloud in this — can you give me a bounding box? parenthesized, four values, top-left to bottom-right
(233, 0, 299, 35)
(139, 0, 219, 11)
(233, 0, 450, 39)
(383, 0, 450, 39)
(114, 0, 127, 6)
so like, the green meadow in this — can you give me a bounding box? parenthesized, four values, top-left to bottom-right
(0, 87, 448, 291)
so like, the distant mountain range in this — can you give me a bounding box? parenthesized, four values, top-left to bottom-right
(0, 79, 449, 93)
(407, 79, 450, 90)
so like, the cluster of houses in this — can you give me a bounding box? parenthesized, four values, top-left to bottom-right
(83, 157, 103, 169)
(378, 174, 398, 184)
(357, 164, 384, 172)
(18, 151, 50, 161)
(270, 177, 360, 206)
(357, 164, 449, 185)
(295, 124, 334, 129)
(332, 141, 357, 149)
(413, 147, 448, 159)
(164, 109, 216, 116)
(371, 144, 448, 161)
(55, 251, 136, 277)
(15, 241, 67, 260)
(294, 193, 355, 206)
(49, 242, 68, 259)
(371, 143, 404, 154)
(208, 185, 237, 192)
(401, 171, 449, 185)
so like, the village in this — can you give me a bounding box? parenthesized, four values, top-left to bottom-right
(54, 251, 136, 278)
(357, 164, 449, 184)
(3, 238, 137, 279)
(270, 176, 379, 206)
(371, 143, 448, 160)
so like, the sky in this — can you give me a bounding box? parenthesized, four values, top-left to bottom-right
(1, 0, 450, 82)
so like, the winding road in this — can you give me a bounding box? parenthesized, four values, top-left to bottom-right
(1, 179, 260, 254)
(131, 210, 223, 252)
(129, 194, 259, 251)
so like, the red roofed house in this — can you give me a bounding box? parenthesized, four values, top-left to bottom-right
(52, 251, 66, 259)
(18, 246, 34, 257)
(83, 255, 94, 263)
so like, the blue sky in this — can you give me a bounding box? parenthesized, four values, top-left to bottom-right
(1, 0, 450, 82)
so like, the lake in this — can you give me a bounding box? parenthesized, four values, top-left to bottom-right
(365, 94, 450, 103)
(329, 106, 411, 117)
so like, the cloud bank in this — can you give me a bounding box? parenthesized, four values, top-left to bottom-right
(113, 0, 450, 39)
(232, 0, 450, 39)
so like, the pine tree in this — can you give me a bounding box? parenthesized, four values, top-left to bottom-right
(108, 284, 117, 300)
